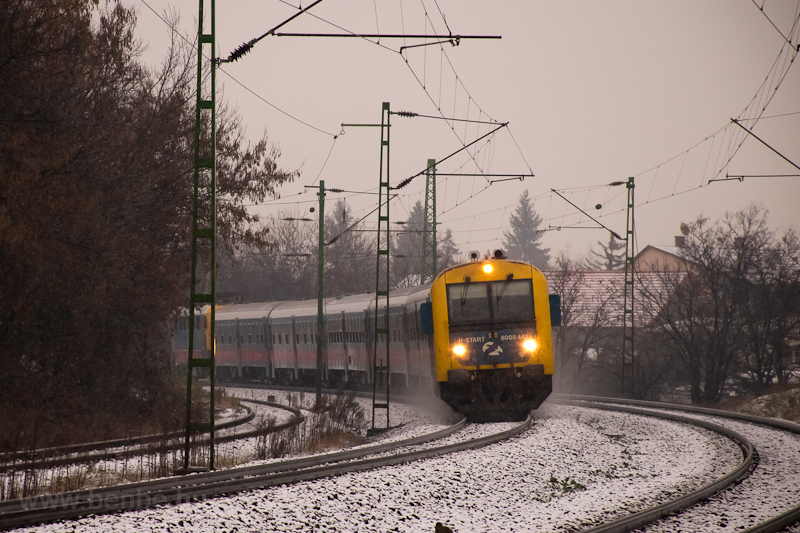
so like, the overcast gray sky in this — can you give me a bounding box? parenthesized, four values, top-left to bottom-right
(136, 0, 800, 261)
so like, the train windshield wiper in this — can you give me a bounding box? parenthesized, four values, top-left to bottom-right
(460, 276, 471, 306)
(496, 274, 514, 302)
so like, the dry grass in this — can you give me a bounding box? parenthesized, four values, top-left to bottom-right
(215, 388, 242, 412)
(1, 389, 367, 501)
(716, 384, 800, 423)
(252, 390, 367, 461)
(304, 429, 366, 454)
(735, 386, 800, 422)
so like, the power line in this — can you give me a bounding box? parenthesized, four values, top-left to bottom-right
(730, 118, 800, 171)
(139, 0, 337, 138)
(392, 122, 507, 189)
(221, 0, 326, 62)
(749, 0, 800, 50)
(634, 8, 800, 203)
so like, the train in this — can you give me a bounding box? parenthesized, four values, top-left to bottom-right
(173, 251, 561, 421)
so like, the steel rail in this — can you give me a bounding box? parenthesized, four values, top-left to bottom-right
(0, 404, 256, 466)
(0, 414, 492, 530)
(0, 400, 286, 473)
(551, 394, 800, 533)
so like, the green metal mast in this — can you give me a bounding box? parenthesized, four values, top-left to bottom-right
(620, 176, 635, 399)
(420, 159, 437, 284)
(183, 0, 216, 472)
(372, 102, 391, 431)
(316, 181, 326, 407)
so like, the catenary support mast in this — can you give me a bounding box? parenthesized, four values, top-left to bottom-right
(183, 0, 216, 472)
(372, 103, 391, 431)
(421, 159, 438, 284)
(621, 177, 635, 398)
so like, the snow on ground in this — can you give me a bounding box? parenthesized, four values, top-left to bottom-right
(632, 407, 800, 532)
(17, 402, 744, 533)
(218, 387, 452, 469)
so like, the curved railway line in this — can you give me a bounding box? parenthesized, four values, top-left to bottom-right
(3, 394, 800, 532)
(552, 394, 800, 533)
(0, 413, 531, 530)
(0, 399, 310, 473)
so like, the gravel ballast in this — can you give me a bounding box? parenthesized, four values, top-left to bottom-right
(17, 402, 744, 532)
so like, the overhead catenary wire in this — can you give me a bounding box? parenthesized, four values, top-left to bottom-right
(260, 0, 532, 225)
(392, 121, 508, 190)
(139, 0, 338, 140)
(145, 0, 524, 255)
(627, 6, 800, 209)
(221, 0, 326, 63)
(750, 0, 800, 50)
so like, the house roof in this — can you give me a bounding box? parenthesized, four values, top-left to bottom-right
(543, 269, 685, 328)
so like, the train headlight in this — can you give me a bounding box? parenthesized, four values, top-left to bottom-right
(523, 338, 539, 352)
(452, 344, 467, 357)
(482, 263, 493, 274)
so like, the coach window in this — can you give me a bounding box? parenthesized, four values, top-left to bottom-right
(304, 333, 308, 344)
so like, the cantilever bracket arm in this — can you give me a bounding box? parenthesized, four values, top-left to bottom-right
(551, 188, 623, 240)
(731, 118, 800, 171)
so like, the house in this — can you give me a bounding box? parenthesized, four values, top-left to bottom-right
(633, 236, 693, 272)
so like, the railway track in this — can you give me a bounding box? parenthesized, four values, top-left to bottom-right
(0, 400, 300, 473)
(6, 394, 800, 532)
(552, 394, 800, 533)
(0, 414, 534, 530)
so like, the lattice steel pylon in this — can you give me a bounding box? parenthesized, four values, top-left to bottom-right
(183, 0, 217, 472)
(620, 177, 635, 399)
(372, 102, 391, 431)
(420, 159, 437, 284)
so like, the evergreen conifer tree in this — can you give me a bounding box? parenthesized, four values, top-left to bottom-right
(587, 233, 626, 270)
(501, 190, 550, 269)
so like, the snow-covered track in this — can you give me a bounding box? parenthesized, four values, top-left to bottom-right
(554, 394, 800, 533)
(0, 414, 531, 530)
(0, 400, 290, 473)
(0, 405, 256, 472)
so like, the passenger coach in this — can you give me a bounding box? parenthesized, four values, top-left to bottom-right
(172, 251, 560, 421)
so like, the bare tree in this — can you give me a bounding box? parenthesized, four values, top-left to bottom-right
(324, 200, 376, 296)
(637, 204, 798, 403)
(547, 255, 621, 395)
(733, 210, 800, 394)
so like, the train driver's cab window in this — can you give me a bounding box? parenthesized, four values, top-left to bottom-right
(447, 281, 490, 324)
(447, 279, 534, 325)
(493, 279, 535, 322)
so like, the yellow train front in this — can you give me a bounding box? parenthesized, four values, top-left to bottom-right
(425, 254, 559, 422)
